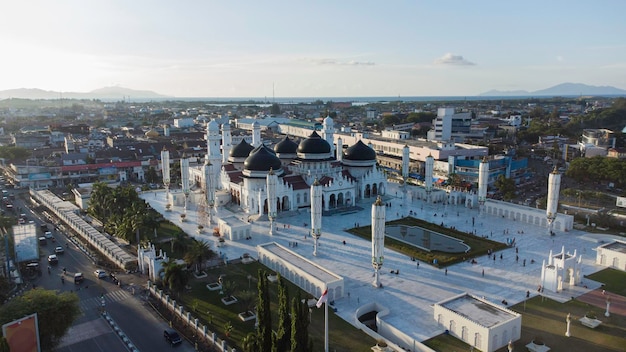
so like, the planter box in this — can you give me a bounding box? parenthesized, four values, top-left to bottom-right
(193, 271, 207, 279)
(238, 311, 256, 322)
(221, 296, 238, 305)
(206, 283, 222, 291)
(580, 316, 602, 328)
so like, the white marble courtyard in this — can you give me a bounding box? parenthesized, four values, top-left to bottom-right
(140, 182, 617, 347)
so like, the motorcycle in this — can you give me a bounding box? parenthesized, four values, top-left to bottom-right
(61, 276, 65, 284)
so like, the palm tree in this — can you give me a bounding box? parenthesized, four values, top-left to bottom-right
(183, 239, 214, 273)
(169, 231, 188, 254)
(159, 258, 189, 297)
(221, 280, 238, 300)
(237, 290, 257, 315)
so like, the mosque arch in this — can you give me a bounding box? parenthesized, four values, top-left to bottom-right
(329, 194, 336, 208)
(281, 196, 290, 211)
(372, 183, 378, 196)
(337, 192, 344, 206)
(345, 191, 352, 206)
(474, 333, 481, 350)
(377, 181, 385, 195)
(365, 184, 371, 198)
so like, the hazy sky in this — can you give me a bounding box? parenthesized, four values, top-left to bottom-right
(2, 0, 625, 97)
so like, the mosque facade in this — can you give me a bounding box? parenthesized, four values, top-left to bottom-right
(191, 116, 387, 217)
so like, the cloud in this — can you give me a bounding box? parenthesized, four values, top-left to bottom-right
(305, 58, 375, 66)
(434, 53, 475, 66)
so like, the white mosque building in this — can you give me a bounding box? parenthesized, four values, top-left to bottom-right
(183, 116, 387, 218)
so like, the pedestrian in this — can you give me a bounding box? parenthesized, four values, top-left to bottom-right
(515, 247, 518, 254)
(445, 269, 448, 276)
(416, 262, 419, 268)
(482, 269, 484, 277)
(516, 255, 519, 262)
(500, 254, 503, 260)
(523, 259, 526, 267)
(493, 256, 496, 262)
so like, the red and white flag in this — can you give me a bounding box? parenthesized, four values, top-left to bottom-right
(316, 289, 328, 308)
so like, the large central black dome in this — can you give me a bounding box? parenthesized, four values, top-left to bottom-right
(244, 144, 282, 171)
(297, 131, 331, 154)
(230, 139, 254, 158)
(343, 140, 376, 161)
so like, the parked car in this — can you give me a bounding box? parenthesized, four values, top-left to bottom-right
(163, 329, 182, 346)
(47, 254, 58, 265)
(94, 269, 107, 279)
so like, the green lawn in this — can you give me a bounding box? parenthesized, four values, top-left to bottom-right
(585, 268, 626, 296)
(347, 216, 507, 267)
(168, 261, 376, 352)
(423, 296, 626, 352)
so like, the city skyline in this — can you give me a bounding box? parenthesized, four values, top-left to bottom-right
(2, 0, 625, 98)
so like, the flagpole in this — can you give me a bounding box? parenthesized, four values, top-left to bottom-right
(324, 293, 329, 352)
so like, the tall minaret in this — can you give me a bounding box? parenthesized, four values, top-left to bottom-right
(311, 179, 322, 256)
(203, 159, 214, 224)
(546, 166, 561, 235)
(180, 153, 190, 212)
(322, 115, 335, 156)
(336, 137, 343, 162)
(221, 121, 232, 164)
(372, 196, 385, 288)
(478, 157, 489, 215)
(252, 121, 261, 147)
(206, 119, 222, 189)
(402, 145, 410, 210)
(267, 168, 278, 236)
(424, 154, 434, 203)
(161, 147, 170, 194)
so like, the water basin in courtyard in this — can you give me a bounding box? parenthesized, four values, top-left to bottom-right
(386, 225, 470, 253)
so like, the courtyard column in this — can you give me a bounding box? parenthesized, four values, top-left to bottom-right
(372, 196, 385, 288)
(311, 179, 322, 256)
(565, 313, 571, 337)
(605, 296, 611, 317)
(546, 167, 561, 235)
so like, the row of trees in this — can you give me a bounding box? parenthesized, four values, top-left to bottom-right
(566, 156, 626, 188)
(87, 182, 159, 244)
(241, 270, 312, 352)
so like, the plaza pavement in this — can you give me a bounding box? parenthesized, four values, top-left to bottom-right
(140, 182, 618, 346)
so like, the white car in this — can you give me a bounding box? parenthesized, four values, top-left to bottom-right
(94, 269, 107, 279)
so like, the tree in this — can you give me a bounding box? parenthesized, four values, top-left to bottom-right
(270, 103, 281, 115)
(256, 270, 272, 352)
(183, 239, 214, 273)
(290, 291, 312, 352)
(0, 289, 80, 351)
(159, 259, 189, 297)
(145, 167, 158, 184)
(274, 276, 291, 352)
(241, 332, 259, 352)
(494, 174, 516, 200)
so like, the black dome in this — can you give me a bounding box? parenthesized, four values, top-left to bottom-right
(230, 139, 254, 158)
(274, 136, 298, 154)
(297, 131, 330, 154)
(244, 144, 282, 171)
(344, 140, 376, 161)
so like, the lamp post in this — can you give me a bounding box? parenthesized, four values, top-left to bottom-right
(565, 313, 571, 337)
(605, 296, 611, 317)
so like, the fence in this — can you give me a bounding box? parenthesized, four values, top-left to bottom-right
(147, 281, 237, 352)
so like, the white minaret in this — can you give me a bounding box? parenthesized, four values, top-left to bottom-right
(266, 168, 278, 236)
(203, 160, 214, 224)
(252, 121, 261, 147)
(372, 196, 385, 288)
(478, 157, 489, 215)
(221, 121, 232, 164)
(424, 154, 434, 203)
(546, 166, 561, 235)
(180, 153, 190, 212)
(311, 179, 322, 256)
(322, 115, 335, 156)
(161, 147, 170, 193)
(402, 145, 410, 211)
(206, 119, 222, 189)
(336, 137, 343, 162)
(163, 124, 170, 137)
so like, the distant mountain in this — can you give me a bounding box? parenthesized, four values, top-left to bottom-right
(0, 86, 171, 100)
(479, 83, 626, 97)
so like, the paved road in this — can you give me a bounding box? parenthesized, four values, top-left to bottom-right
(21, 198, 196, 352)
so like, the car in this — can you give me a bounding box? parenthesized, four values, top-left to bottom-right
(54, 246, 65, 254)
(94, 269, 107, 279)
(47, 254, 58, 265)
(44, 231, 53, 239)
(74, 272, 84, 284)
(163, 329, 182, 346)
